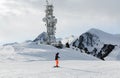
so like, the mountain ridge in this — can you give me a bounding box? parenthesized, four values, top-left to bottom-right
(1, 28, 120, 61)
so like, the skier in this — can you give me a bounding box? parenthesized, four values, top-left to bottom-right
(55, 52, 60, 67)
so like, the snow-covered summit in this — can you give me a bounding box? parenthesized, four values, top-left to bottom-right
(88, 28, 110, 35)
(87, 28, 120, 45)
(33, 32, 48, 44)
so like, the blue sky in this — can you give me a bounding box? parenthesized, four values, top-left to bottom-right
(0, 0, 120, 44)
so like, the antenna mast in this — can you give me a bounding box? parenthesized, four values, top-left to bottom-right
(43, 0, 57, 45)
(46, 0, 49, 5)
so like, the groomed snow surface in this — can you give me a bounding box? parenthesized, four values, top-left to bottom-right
(0, 42, 120, 78)
(0, 61, 120, 78)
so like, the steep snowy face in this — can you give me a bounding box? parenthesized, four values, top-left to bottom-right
(88, 28, 120, 45)
(72, 28, 120, 60)
(33, 32, 48, 44)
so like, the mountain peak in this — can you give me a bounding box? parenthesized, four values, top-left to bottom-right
(33, 32, 48, 44)
(87, 28, 113, 38)
(87, 28, 108, 35)
(88, 28, 100, 32)
(72, 28, 120, 60)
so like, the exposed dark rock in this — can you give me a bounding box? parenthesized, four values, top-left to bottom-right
(91, 48, 97, 56)
(72, 32, 100, 49)
(97, 44, 115, 60)
(53, 41, 63, 49)
(66, 42, 70, 48)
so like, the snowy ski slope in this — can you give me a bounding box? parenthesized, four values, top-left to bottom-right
(0, 42, 120, 78)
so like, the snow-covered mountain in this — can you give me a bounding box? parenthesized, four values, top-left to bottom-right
(72, 28, 120, 60)
(1, 28, 120, 61)
(33, 32, 48, 44)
